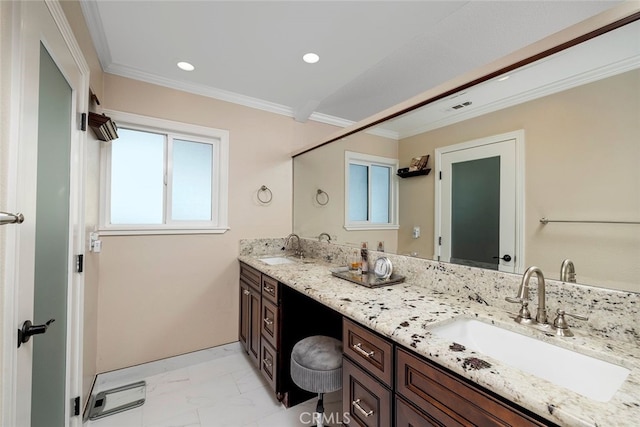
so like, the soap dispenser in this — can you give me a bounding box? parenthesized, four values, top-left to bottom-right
(360, 242, 369, 274)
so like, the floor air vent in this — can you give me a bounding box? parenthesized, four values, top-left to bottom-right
(87, 381, 146, 420)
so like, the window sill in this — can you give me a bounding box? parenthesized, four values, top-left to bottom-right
(344, 224, 399, 231)
(98, 227, 230, 236)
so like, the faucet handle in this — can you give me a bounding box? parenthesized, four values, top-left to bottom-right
(505, 298, 532, 323)
(553, 309, 588, 336)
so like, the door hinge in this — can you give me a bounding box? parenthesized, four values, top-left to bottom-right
(80, 113, 87, 131)
(438, 236, 442, 245)
(439, 171, 442, 180)
(76, 254, 84, 273)
(72, 396, 81, 416)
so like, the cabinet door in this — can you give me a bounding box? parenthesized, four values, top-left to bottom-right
(239, 280, 251, 351)
(248, 286, 261, 366)
(396, 348, 547, 426)
(342, 357, 391, 427)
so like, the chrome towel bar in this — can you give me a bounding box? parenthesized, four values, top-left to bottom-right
(540, 217, 640, 225)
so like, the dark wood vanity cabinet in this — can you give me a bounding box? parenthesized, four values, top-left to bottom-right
(396, 348, 550, 427)
(260, 337, 278, 391)
(239, 263, 282, 389)
(241, 262, 553, 426)
(396, 395, 451, 427)
(239, 264, 261, 367)
(340, 317, 552, 427)
(343, 357, 392, 427)
(259, 274, 281, 394)
(239, 263, 343, 408)
(342, 318, 393, 427)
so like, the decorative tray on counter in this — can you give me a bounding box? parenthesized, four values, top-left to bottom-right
(330, 268, 405, 288)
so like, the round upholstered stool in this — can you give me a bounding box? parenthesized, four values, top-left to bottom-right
(290, 335, 342, 427)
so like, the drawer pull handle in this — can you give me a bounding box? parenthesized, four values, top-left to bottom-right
(352, 399, 374, 417)
(353, 343, 375, 358)
(243, 290, 250, 296)
(264, 285, 274, 293)
(263, 358, 273, 369)
(263, 317, 274, 325)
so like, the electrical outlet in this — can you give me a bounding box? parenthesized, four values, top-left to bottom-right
(412, 226, 421, 239)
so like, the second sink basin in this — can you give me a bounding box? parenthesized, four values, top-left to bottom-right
(259, 256, 297, 266)
(430, 318, 630, 402)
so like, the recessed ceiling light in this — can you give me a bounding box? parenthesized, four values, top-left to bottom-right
(497, 75, 510, 82)
(303, 53, 320, 64)
(177, 61, 195, 71)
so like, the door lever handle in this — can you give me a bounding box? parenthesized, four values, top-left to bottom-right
(18, 319, 55, 348)
(493, 254, 512, 262)
(0, 211, 24, 225)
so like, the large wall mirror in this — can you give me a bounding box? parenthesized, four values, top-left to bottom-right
(293, 15, 639, 293)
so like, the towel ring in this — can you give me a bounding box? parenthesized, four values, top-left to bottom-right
(316, 189, 329, 206)
(258, 185, 273, 204)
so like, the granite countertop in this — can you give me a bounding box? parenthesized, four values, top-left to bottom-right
(238, 254, 640, 427)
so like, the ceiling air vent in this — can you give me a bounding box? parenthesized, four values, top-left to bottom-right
(450, 101, 473, 110)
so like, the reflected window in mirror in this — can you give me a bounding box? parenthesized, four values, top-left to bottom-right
(344, 151, 399, 231)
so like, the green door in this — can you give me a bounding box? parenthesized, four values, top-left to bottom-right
(31, 43, 72, 427)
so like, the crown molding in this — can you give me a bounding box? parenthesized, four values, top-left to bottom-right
(79, 0, 111, 70)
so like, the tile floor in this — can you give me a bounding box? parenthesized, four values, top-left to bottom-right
(85, 342, 344, 427)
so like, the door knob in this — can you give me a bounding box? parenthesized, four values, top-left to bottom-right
(493, 254, 512, 262)
(17, 319, 55, 348)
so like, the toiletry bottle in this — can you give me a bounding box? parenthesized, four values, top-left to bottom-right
(377, 241, 384, 252)
(350, 250, 360, 270)
(360, 242, 369, 274)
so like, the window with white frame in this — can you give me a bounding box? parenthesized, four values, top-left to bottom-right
(344, 151, 399, 230)
(100, 111, 229, 234)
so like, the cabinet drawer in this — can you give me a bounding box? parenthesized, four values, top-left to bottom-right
(396, 395, 459, 427)
(261, 298, 279, 349)
(261, 275, 279, 304)
(260, 340, 278, 391)
(342, 357, 391, 427)
(240, 262, 261, 291)
(343, 318, 393, 387)
(396, 348, 547, 427)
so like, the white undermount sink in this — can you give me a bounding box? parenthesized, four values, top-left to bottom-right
(259, 256, 297, 266)
(430, 318, 630, 402)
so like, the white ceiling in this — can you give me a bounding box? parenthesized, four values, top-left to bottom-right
(81, 1, 622, 126)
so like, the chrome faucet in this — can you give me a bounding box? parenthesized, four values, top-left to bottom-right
(506, 266, 548, 325)
(283, 233, 303, 257)
(318, 232, 331, 242)
(560, 259, 576, 283)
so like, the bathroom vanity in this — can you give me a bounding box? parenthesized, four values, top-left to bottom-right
(239, 261, 342, 407)
(237, 239, 640, 426)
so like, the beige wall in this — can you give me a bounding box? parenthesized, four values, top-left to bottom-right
(399, 69, 639, 291)
(293, 132, 399, 252)
(97, 74, 337, 371)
